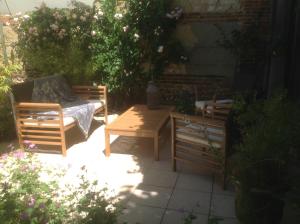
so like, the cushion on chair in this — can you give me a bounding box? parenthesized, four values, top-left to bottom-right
(176, 123, 224, 148)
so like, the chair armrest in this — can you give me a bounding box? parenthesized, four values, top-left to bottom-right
(15, 102, 64, 124)
(72, 85, 107, 101)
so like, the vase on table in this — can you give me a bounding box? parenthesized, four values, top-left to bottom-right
(146, 81, 160, 109)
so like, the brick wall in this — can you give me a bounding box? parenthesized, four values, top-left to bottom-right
(159, 0, 272, 94)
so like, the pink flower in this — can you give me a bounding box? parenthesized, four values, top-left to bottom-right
(28, 196, 35, 207)
(13, 151, 25, 159)
(28, 143, 36, 149)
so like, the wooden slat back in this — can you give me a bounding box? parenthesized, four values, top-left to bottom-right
(72, 85, 106, 100)
(170, 112, 227, 174)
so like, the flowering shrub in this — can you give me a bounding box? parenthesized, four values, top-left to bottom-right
(0, 151, 118, 224)
(15, 1, 94, 83)
(15, 0, 184, 101)
(91, 0, 183, 99)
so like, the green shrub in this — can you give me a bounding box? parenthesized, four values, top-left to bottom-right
(15, 1, 184, 103)
(15, 1, 94, 83)
(231, 92, 300, 224)
(0, 64, 21, 140)
(0, 150, 119, 224)
(91, 0, 180, 97)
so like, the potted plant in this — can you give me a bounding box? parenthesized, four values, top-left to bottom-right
(230, 92, 300, 224)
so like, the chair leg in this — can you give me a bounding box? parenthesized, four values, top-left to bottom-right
(104, 106, 108, 124)
(61, 130, 67, 156)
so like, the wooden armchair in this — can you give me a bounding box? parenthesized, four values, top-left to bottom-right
(12, 81, 107, 156)
(170, 112, 227, 189)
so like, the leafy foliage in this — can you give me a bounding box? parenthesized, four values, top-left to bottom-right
(0, 151, 119, 224)
(0, 64, 22, 140)
(91, 0, 181, 99)
(231, 92, 300, 223)
(15, 0, 183, 97)
(175, 89, 195, 115)
(15, 1, 94, 83)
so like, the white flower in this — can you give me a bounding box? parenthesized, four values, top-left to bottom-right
(16, 12, 22, 16)
(114, 13, 123, 19)
(80, 16, 86, 22)
(23, 15, 30, 20)
(91, 30, 96, 36)
(93, 15, 98, 20)
(166, 13, 173, 19)
(134, 33, 140, 39)
(72, 14, 77, 19)
(13, 17, 19, 22)
(123, 25, 129, 32)
(157, 46, 164, 53)
(50, 24, 59, 31)
(97, 10, 104, 16)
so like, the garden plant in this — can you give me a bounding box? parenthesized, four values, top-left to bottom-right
(0, 149, 119, 224)
(230, 92, 300, 224)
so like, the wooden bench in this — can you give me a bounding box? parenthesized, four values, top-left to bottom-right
(10, 79, 108, 156)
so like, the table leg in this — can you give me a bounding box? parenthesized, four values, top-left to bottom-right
(105, 129, 110, 157)
(154, 133, 159, 161)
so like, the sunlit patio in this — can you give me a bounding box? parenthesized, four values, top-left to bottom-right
(24, 114, 237, 224)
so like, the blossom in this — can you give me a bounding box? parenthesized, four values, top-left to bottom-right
(114, 13, 123, 19)
(13, 151, 25, 159)
(28, 196, 35, 207)
(123, 25, 129, 32)
(97, 10, 104, 16)
(72, 14, 77, 19)
(91, 30, 96, 36)
(157, 45, 164, 53)
(16, 12, 22, 16)
(58, 29, 66, 39)
(93, 15, 98, 20)
(134, 33, 140, 40)
(50, 24, 59, 31)
(80, 16, 86, 22)
(13, 17, 19, 22)
(23, 15, 30, 20)
(28, 143, 36, 149)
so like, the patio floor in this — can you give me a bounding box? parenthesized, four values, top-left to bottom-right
(20, 114, 237, 224)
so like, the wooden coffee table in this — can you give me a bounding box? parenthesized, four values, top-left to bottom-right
(105, 105, 174, 160)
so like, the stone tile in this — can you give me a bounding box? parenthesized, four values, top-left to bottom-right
(208, 217, 239, 224)
(176, 173, 213, 192)
(168, 189, 211, 215)
(150, 160, 173, 172)
(142, 170, 178, 188)
(129, 185, 172, 208)
(211, 194, 236, 218)
(162, 210, 208, 224)
(118, 204, 164, 224)
(213, 177, 235, 196)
